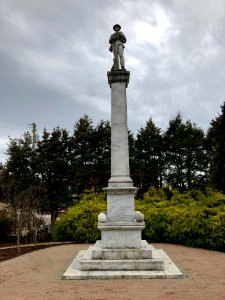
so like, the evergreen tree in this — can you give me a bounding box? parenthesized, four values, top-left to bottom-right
(92, 120, 111, 190)
(164, 113, 207, 191)
(184, 120, 208, 189)
(134, 118, 163, 191)
(71, 115, 95, 193)
(128, 130, 136, 184)
(207, 102, 225, 193)
(4, 132, 37, 187)
(35, 127, 72, 226)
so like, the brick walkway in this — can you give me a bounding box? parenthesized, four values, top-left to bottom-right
(0, 243, 225, 300)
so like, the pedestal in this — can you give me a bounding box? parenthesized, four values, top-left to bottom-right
(100, 187, 143, 249)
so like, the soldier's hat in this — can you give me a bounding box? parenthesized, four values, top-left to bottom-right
(113, 24, 121, 31)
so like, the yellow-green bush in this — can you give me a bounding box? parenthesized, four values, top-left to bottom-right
(136, 188, 225, 250)
(52, 188, 225, 250)
(52, 192, 106, 243)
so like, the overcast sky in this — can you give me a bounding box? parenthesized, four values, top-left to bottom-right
(1, 0, 225, 163)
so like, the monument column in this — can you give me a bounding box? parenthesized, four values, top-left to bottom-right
(98, 25, 145, 249)
(63, 24, 183, 279)
(107, 70, 133, 187)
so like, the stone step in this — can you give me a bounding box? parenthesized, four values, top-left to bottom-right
(92, 248, 152, 260)
(80, 258, 164, 271)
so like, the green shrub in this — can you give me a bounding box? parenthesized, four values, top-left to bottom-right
(136, 187, 225, 250)
(52, 192, 106, 243)
(207, 211, 225, 250)
(52, 188, 225, 251)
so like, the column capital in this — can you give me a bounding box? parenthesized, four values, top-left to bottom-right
(107, 70, 130, 88)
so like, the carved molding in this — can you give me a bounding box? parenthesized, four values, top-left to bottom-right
(107, 70, 130, 87)
(104, 187, 138, 195)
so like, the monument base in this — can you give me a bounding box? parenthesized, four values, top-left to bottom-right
(98, 222, 145, 248)
(62, 240, 183, 279)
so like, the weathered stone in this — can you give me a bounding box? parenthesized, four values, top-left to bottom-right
(107, 70, 133, 188)
(109, 24, 126, 70)
(135, 211, 145, 222)
(62, 245, 183, 279)
(106, 193, 135, 222)
(107, 70, 130, 87)
(92, 240, 152, 260)
(97, 212, 107, 223)
(62, 26, 183, 280)
(98, 222, 144, 248)
(81, 258, 164, 271)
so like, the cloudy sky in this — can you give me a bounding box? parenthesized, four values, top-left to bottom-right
(1, 0, 225, 163)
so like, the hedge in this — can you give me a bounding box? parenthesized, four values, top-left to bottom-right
(52, 192, 106, 243)
(136, 187, 225, 250)
(52, 188, 225, 250)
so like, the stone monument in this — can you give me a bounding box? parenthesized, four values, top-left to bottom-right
(63, 25, 183, 279)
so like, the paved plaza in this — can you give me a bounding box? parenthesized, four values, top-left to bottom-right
(0, 243, 225, 300)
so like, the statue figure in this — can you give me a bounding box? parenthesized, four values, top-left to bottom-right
(109, 24, 126, 71)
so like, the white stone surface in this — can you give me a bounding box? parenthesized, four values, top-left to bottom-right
(98, 212, 107, 223)
(109, 24, 126, 70)
(61, 46, 185, 278)
(66, 67, 182, 280)
(101, 187, 143, 250)
(98, 223, 144, 248)
(81, 258, 164, 271)
(134, 211, 145, 222)
(62, 244, 183, 280)
(92, 248, 152, 260)
(107, 194, 134, 222)
(86, 240, 153, 261)
(91, 240, 152, 260)
(79, 245, 163, 271)
(108, 80, 133, 187)
(92, 240, 152, 260)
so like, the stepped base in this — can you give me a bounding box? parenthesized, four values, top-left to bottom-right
(81, 241, 162, 271)
(62, 241, 183, 279)
(92, 240, 152, 259)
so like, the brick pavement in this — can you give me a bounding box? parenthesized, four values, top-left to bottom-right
(0, 243, 225, 300)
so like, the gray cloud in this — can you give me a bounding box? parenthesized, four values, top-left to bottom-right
(1, 0, 225, 162)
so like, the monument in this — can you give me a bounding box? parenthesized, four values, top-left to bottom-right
(63, 25, 183, 279)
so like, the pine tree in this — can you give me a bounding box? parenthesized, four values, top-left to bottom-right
(92, 120, 111, 190)
(207, 102, 225, 193)
(35, 127, 72, 226)
(71, 115, 95, 193)
(164, 113, 207, 191)
(5, 132, 37, 187)
(134, 118, 163, 191)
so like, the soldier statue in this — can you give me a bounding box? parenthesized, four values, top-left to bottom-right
(109, 24, 126, 70)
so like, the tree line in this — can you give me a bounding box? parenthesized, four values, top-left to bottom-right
(1, 103, 225, 225)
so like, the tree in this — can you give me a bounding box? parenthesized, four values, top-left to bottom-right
(71, 115, 95, 193)
(92, 120, 111, 190)
(128, 130, 136, 184)
(0, 178, 42, 252)
(35, 127, 72, 227)
(163, 113, 207, 191)
(183, 120, 208, 189)
(207, 102, 225, 193)
(5, 132, 37, 187)
(134, 118, 163, 191)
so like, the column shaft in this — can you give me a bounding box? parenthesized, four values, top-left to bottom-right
(107, 71, 133, 187)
